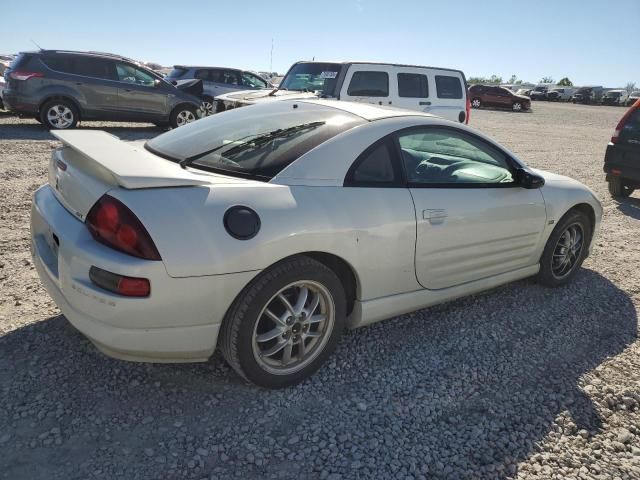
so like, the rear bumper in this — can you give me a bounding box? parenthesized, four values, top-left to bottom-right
(31, 184, 258, 363)
(604, 143, 640, 182)
(2, 91, 39, 114)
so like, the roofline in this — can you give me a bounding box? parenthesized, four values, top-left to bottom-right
(288, 60, 466, 77)
(24, 49, 143, 65)
(292, 98, 433, 122)
(173, 65, 244, 72)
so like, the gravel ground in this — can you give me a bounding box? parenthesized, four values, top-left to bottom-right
(1, 102, 639, 480)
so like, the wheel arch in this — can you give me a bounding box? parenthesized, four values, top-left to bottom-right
(558, 202, 597, 256)
(38, 95, 82, 119)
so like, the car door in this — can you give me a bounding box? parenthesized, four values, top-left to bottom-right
(396, 126, 547, 290)
(428, 71, 466, 122)
(194, 68, 215, 98)
(340, 65, 393, 106)
(394, 69, 431, 113)
(115, 62, 168, 119)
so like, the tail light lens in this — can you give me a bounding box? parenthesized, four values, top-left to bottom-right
(612, 99, 640, 143)
(86, 195, 161, 260)
(9, 70, 43, 81)
(465, 97, 471, 124)
(89, 266, 150, 297)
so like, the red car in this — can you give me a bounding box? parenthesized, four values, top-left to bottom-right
(468, 85, 531, 112)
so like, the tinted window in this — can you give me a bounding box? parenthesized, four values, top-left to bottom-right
(194, 69, 210, 80)
(348, 141, 398, 186)
(398, 128, 513, 185)
(435, 75, 463, 99)
(146, 102, 365, 180)
(41, 55, 75, 74)
(73, 58, 115, 80)
(241, 72, 267, 88)
(166, 67, 188, 79)
(621, 109, 640, 142)
(116, 63, 155, 86)
(398, 73, 429, 98)
(279, 62, 342, 96)
(347, 71, 389, 97)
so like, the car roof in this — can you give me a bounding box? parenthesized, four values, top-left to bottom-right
(294, 99, 435, 121)
(288, 60, 465, 76)
(23, 49, 142, 65)
(173, 65, 242, 72)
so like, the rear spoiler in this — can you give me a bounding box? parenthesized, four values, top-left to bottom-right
(52, 130, 213, 189)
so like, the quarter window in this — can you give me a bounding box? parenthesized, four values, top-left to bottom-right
(347, 71, 389, 97)
(398, 73, 429, 98)
(41, 55, 75, 74)
(398, 128, 514, 185)
(435, 75, 463, 99)
(347, 140, 398, 186)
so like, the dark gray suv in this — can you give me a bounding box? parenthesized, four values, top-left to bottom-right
(3, 50, 203, 129)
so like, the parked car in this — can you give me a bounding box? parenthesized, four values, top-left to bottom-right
(601, 89, 629, 106)
(546, 87, 576, 102)
(468, 85, 531, 112)
(626, 91, 640, 107)
(0, 76, 5, 110)
(215, 61, 470, 124)
(572, 86, 603, 104)
(604, 99, 640, 197)
(529, 86, 549, 101)
(2, 50, 204, 129)
(31, 99, 602, 388)
(166, 66, 272, 115)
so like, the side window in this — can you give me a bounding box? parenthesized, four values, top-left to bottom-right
(347, 71, 389, 97)
(41, 55, 75, 74)
(116, 63, 155, 86)
(398, 73, 429, 98)
(241, 72, 267, 88)
(209, 69, 224, 83)
(346, 140, 399, 186)
(195, 69, 210, 80)
(398, 128, 514, 186)
(73, 58, 116, 80)
(435, 75, 463, 99)
(222, 70, 240, 85)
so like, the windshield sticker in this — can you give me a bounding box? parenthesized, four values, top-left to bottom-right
(319, 71, 338, 79)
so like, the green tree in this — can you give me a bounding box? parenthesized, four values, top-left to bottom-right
(540, 76, 554, 83)
(508, 74, 518, 84)
(557, 77, 573, 86)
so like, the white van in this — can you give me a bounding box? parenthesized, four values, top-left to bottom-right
(215, 61, 470, 124)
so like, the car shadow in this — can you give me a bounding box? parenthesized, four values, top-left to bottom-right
(0, 120, 162, 142)
(615, 195, 640, 220)
(0, 269, 635, 479)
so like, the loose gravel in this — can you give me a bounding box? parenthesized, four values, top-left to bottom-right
(1, 102, 639, 480)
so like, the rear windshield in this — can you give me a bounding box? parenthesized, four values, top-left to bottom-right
(146, 101, 365, 180)
(435, 75, 463, 99)
(279, 63, 343, 96)
(605, 91, 621, 97)
(166, 67, 188, 79)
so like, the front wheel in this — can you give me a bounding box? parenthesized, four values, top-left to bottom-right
(471, 98, 481, 109)
(219, 256, 346, 388)
(512, 101, 523, 112)
(536, 210, 592, 287)
(608, 177, 634, 198)
(169, 105, 197, 129)
(201, 97, 215, 116)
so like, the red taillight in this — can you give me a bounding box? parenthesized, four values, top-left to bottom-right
(611, 99, 640, 143)
(9, 70, 43, 81)
(89, 266, 150, 297)
(465, 97, 471, 124)
(86, 195, 161, 260)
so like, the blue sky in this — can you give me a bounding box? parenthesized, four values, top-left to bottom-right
(2, 0, 638, 87)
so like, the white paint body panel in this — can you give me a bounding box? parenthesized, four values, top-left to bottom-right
(32, 101, 602, 363)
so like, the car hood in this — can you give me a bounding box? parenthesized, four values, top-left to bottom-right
(532, 169, 580, 185)
(516, 95, 530, 101)
(174, 78, 203, 99)
(216, 88, 320, 104)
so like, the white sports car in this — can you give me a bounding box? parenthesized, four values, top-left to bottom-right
(31, 100, 602, 388)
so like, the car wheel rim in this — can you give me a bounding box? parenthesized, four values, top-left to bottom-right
(472, 99, 481, 107)
(551, 223, 584, 279)
(176, 110, 196, 126)
(252, 280, 335, 375)
(513, 103, 522, 111)
(201, 101, 214, 116)
(46, 105, 74, 129)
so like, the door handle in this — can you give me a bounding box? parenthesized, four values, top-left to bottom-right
(419, 101, 431, 106)
(75, 82, 83, 86)
(388, 101, 392, 105)
(423, 209, 447, 224)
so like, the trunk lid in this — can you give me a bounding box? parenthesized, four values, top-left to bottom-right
(49, 130, 238, 220)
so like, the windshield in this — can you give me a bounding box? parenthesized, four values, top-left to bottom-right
(279, 63, 343, 96)
(605, 91, 621, 97)
(146, 101, 365, 180)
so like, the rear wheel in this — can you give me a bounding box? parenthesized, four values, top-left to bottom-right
(169, 105, 197, 129)
(40, 99, 79, 129)
(536, 210, 591, 287)
(512, 101, 523, 112)
(471, 98, 481, 108)
(608, 177, 634, 198)
(219, 256, 346, 388)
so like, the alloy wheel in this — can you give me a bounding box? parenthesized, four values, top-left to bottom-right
(513, 102, 522, 112)
(252, 280, 335, 375)
(176, 110, 196, 126)
(551, 223, 584, 279)
(201, 101, 214, 116)
(471, 99, 481, 108)
(46, 105, 74, 129)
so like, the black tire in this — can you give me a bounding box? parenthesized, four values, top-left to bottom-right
(608, 177, 634, 198)
(153, 122, 169, 130)
(40, 98, 79, 129)
(219, 255, 346, 388)
(169, 105, 198, 129)
(34, 116, 43, 123)
(471, 98, 481, 109)
(536, 209, 592, 288)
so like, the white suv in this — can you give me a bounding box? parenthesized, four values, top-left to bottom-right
(215, 61, 470, 124)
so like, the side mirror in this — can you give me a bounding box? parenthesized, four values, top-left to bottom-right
(154, 79, 163, 88)
(516, 168, 545, 189)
